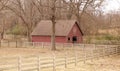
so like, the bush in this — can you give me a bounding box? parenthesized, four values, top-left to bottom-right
(7, 24, 27, 35)
(104, 35, 113, 40)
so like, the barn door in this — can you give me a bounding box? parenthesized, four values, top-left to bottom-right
(72, 36, 77, 43)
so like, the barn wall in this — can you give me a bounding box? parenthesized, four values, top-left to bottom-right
(32, 36, 66, 43)
(67, 23, 83, 43)
(31, 23, 83, 43)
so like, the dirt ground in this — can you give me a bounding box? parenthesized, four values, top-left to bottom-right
(0, 47, 51, 56)
(74, 55, 120, 71)
(0, 47, 83, 57)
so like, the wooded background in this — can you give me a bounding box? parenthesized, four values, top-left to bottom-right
(0, 0, 120, 45)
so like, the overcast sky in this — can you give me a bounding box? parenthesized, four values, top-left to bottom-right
(102, 0, 120, 13)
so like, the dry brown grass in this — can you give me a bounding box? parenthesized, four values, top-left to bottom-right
(0, 47, 119, 71)
(0, 46, 83, 57)
(0, 47, 51, 56)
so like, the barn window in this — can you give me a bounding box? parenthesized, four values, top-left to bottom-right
(68, 37, 70, 41)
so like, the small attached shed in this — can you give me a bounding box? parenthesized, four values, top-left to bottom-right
(31, 20, 83, 43)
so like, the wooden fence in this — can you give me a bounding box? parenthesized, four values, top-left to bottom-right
(0, 41, 79, 48)
(0, 41, 120, 49)
(0, 43, 120, 71)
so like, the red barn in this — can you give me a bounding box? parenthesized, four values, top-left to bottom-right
(31, 20, 83, 43)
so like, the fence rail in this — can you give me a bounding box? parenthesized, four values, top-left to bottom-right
(0, 41, 120, 49)
(0, 41, 120, 71)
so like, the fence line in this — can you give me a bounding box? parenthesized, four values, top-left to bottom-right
(0, 44, 120, 71)
(0, 41, 120, 49)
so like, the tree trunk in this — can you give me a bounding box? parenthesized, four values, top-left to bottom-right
(51, 0, 56, 51)
(1, 18, 5, 40)
(28, 33, 31, 41)
(27, 28, 32, 42)
(51, 17, 56, 50)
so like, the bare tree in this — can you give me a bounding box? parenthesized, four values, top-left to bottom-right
(0, 0, 9, 40)
(33, 0, 64, 50)
(0, 15, 5, 39)
(6, 0, 41, 41)
(63, 0, 104, 23)
(34, 0, 104, 50)
(0, 0, 9, 11)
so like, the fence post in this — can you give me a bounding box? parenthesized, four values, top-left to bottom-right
(118, 46, 120, 55)
(21, 41, 23, 48)
(109, 45, 112, 56)
(38, 56, 41, 71)
(83, 44, 86, 63)
(25, 42, 27, 48)
(72, 44, 74, 50)
(82, 44, 85, 52)
(116, 46, 118, 55)
(53, 53, 56, 71)
(94, 44, 97, 58)
(105, 45, 108, 56)
(8, 41, 9, 47)
(84, 50, 86, 64)
(108, 45, 110, 56)
(16, 41, 17, 48)
(18, 56, 22, 71)
(102, 46, 105, 57)
(30, 42, 36, 48)
(83, 44, 85, 51)
(75, 52, 77, 66)
(23, 42, 25, 48)
(42, 42, 44, 48)
(92, 44, 96, 58)
(63, 43, 65, 50)
(65, 52, 67, 68)
(94, 44, 96, 50)
(91, 48, 94, 61)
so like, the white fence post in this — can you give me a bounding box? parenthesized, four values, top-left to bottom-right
(33, 42, 34, 48)
(8, 41, 9, 47)
(18, 56, 22, 71)
(106, 45, 108, 56)
(84, 50, 86, 63)
(38, 56, 41, 71)
(72, 44, 74, 51)
(65, 52, 67, 68)
(63, 43, 65, 50)
(53, 53, 56, 71)
(109, 45, 112, 55)
(116, 46, 118, 55)
(16, 41, 17, 48)
(0, 40, 2, 47)
(102, 46, 105, 57)
(91, 48, 94, 61)
(75, 52, 77, 66)
(42, 42, 44, 48)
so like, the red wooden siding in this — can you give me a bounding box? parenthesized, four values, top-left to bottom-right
(31, 22, 83, 43)
(32, 36, 66, 43)
(67, 23, 83, 43)
(31, 20, 83, 43)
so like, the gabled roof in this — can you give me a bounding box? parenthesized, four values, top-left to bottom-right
(31, 20, 83, 36)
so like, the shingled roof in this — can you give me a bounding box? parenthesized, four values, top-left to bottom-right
(31, 20, 83, 36)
